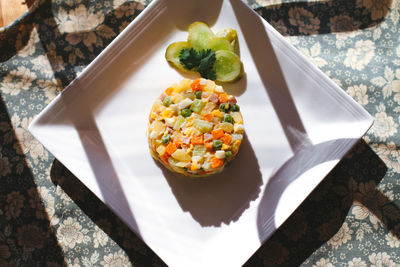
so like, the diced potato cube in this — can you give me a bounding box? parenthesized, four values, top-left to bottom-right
(169, 104, 179, 115)
(201, 102, 216, 115)
(204, 79, 216, 91)
(194, 119, 213, 133)
(215, 150, 225, 159)
(214, 85, 224, 93)
(165, 117, 176, 127)
(232, 133, 243, 141)
(150, 120, 166, 136)
(156, 145, 166, 156)
(192, 145, 206, 157)
(179, 78, 192, 91)
(231, 112, 243, 124)
(234, 124, 244, 133)
(215, 122, 234, 133)
(171, 149, 191, 162)
(150, 131, 158, 139)
(178, 98, 193, 109)
(173, 116, 186, 130)
(172, 93, 184, 104)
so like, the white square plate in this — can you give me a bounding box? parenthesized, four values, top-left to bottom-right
(29, 0, 373, 266)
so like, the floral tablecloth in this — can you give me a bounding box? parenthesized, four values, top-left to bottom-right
(1, 0, 400, 266)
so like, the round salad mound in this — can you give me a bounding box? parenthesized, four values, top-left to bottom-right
(148, 78, 244, 177)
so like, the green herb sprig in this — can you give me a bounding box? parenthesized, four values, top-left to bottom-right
(179, 48, 216, 80)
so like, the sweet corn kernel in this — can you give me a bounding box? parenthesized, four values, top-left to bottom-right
(222, 144, 231, 150)
(172, 93, 184, 104)
(161, 108, 173, 118)
(191, 162, 199, 171)
(212, 110, 223, 118)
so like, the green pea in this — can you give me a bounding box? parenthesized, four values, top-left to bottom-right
(212, 139, 222, 150)
(223, 114, 233, 123)
(162, 96, 173, 107)
(161, 134, 171, 144)
(219, 103, 228, 112)
(225, 151, 232, 158)
(230, 104, 240, 112)
(195, 91, 202, 99)
(181, 108, 192, 117)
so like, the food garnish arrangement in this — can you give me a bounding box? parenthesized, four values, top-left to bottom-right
(165, 22, 243, 82)
(148, 22, 245, 177)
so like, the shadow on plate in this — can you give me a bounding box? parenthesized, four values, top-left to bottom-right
(157, 132, 263, 227)
(244, 140, 393, 266)
(256, 137, 360, 241)
(167, 0, 223, 31)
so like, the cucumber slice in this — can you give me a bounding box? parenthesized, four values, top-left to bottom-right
(206, 37, 234, 52)
(216, 28, 239, 54)
(165, 41, 191, 72)
(188, 22, 215, 51)
(216, 28, 237, 43)
(214, 50, 242, 82)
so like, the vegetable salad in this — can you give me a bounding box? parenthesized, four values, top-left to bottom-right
(148, 78, 244, 177)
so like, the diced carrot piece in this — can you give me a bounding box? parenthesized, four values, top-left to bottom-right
(218, 93, 229, 103)
(165, 142, 177, 155)
(211, 157, 224, 168)
(204, 141, 213, 150)
(211, 128, 224, 139)
(191, 135, 204, 145)
(220, 134, 232, 145)
(160, 153, 170, 164)
(204, 113, 213, 122)
(165, 87, 174, 95)
(191, 79, 202, 91)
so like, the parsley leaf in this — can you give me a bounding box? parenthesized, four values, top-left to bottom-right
(179, 48, 200, 70)
(198, 50, 216, 80)
(179, 48, 216, 80)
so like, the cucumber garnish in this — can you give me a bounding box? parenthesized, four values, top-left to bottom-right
(216, 28, 240, 55)
(188, 22, 215, 51)
(165, 41, 191, 72)
(165, 22, 244, 82)
(206, 37, 234, 52)
(214, 50, 242, 82)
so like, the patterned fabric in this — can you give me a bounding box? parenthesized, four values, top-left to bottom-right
(0, 0, 399, 266)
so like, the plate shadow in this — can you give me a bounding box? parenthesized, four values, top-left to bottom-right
(158, 133, 262, 227)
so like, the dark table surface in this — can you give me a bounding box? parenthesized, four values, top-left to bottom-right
(1, 0, 399, 266)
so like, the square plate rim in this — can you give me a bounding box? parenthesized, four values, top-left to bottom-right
(29, 0, 374, 266)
